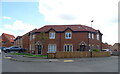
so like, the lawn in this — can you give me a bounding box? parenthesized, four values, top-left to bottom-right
(10, 53, 47, 58)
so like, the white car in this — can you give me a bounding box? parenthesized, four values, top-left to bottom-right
(101, 49, 112, 54)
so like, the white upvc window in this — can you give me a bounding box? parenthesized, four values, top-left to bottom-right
(88, 33, 91, 38)
(88, 44, 91, 50)
(29, 44, 32, 50)
(65, 32, 72, 39)
(92, 33, 94, 39)
(49, 32, 55, 39)
(33, 34, 35, 39)
(97, 34, 99, 40)
(32, 44, 35, 50)
(48, 44, 56, 53)
(97, 45, 100, 49)
(92, 45, 94, 49)
(30, 34, 32, 41)
(64, 44, 73, 52)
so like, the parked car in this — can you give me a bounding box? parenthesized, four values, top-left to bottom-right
(0, 49, 1, 54)
(3, 46, 25, 53)
(0, 47, 6, 51)
(101, 49, 112, 54)
(0, 47, 6, 54)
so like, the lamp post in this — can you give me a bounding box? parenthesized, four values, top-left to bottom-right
(90, 20, 94, 57)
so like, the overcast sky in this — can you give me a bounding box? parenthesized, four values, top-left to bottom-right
(1, 0, 119, 45)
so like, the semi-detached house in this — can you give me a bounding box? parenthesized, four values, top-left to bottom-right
(28, 25, 103, 55)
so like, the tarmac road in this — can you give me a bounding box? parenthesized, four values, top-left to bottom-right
(2, 53, 118, 72)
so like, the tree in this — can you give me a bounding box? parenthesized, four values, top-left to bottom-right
(39, 32, 48, 44)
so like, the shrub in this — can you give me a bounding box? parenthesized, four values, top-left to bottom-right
(92, 49, 101, 52)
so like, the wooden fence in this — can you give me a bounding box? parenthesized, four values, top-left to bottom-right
(47, 51, 111, 59)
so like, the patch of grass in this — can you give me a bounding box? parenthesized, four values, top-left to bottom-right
(10, 53, 47, 57)
(27, 55, 47, 57)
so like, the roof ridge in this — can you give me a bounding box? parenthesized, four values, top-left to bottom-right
(45, 24, 83, 26)
(3, 33, 15, 37)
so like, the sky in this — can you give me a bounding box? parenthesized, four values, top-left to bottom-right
(0, 0, 119, 45)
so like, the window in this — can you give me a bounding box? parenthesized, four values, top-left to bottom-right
(30, 35, 32, 41)
(88, 44, 91, 51)
(2, 42, 6, 44)
(33, 34, 35, 39)
(29, 44, 32, 50)
(88, 33, 91, 38)
(92, 33, 94, 39)
(48, 44, 56, 53)
(30, 34, 35, 40)
(49, 32, 55, 39)
(92, 45, 94, 49)
(97, 45, 100, 49)
(64, 44, 73, 52)
(97, 34, 99, 40)
(65, 32, 72, 39)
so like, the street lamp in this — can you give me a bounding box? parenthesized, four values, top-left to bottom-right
(90, 20, 94, 57)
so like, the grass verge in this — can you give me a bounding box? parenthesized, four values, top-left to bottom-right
(10, 53, 47, 58)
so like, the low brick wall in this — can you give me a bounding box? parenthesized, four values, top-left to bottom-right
(47, 51, 111, 59)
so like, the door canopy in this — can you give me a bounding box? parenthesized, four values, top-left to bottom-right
(79, 41, 86, 45)
(35, 41, 42, 45)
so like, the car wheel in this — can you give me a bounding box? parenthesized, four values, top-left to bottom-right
(6, 50, 10, 53)
(18, 50, 22, 53)
(4, 51, 7, 53)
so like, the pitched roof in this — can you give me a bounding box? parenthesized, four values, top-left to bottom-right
(35, 24, 102, 34)
(2, 33, 15, 42)
(14, 36, 22, 41)
(113, 43, 120, 46)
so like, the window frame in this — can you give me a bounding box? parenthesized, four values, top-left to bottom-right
(49, 32, 55, 39)
(88, 33, 91, 38)
(97, 34, 99, 40)
(92, 33, 94, 39)
(48, 44, 57, 53)
(65, 32, 72, 39)
(64, 44, 73, 52)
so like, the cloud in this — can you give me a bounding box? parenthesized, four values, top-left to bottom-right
(3, 20, 36, 37)
(39, 0, 119, 45)
(3, 16, 11, 20)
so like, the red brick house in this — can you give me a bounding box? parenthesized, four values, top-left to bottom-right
(0, 33, 15, 47)
(14, 36, 22, 47)
(28, 25, 103, 55)
(14, 29, 37, 52)
(111, 43, 120, 51)
(102, 42, 112, 49)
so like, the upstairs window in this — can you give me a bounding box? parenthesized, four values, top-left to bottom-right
(49, 32, 55, 39)
(30, 35, 32, 41)
(97, 34, 99, 40)
(33, 34, 35, 39)
(88, 33, 91, 38)
(30, 34, 35, 41)
(65, 32, 72, 39)
(92, 33, 94, 39)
